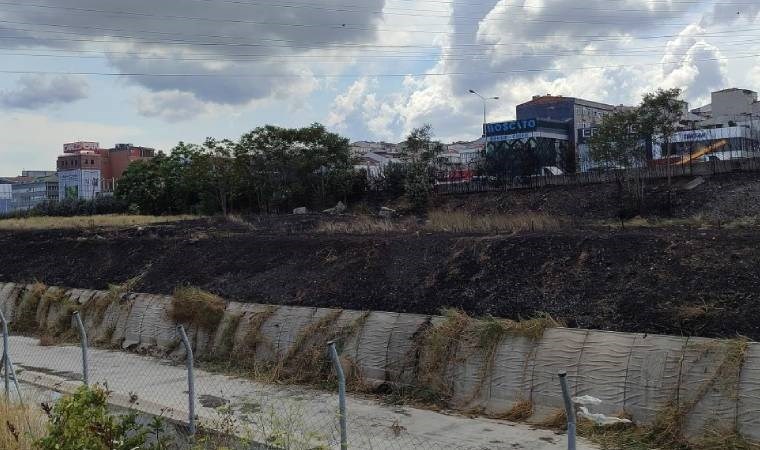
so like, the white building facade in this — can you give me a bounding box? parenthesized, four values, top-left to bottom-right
(58, 169, 102, 200)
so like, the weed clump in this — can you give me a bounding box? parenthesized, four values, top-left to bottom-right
(14, 282, 47, 332)
(237, 306, 279, 373)
(417, 308, 473, 401)
(425, 210, 563, 234)
(276, 309, 344, 383)
(417, 309, 562, 404)
(171, 286, 226, 331)
(502, 399, 534, 422)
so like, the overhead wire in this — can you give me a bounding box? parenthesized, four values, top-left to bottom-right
(0, 52, 757, 78)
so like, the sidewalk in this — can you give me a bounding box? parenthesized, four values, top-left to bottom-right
(10, 336, 597, 450)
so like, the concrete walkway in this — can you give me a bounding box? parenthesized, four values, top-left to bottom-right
(9, 336, 597, 450)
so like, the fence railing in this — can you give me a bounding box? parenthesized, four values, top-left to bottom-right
(433, 156, 760, 195)
(0, 308, 557, 450)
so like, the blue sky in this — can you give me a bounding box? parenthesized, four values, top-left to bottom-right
(1, 0, 759, 175)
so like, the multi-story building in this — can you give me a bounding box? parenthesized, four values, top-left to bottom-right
(100, 144, 156, 191)
(57, 150, 103, 200)
(21, 170, 57, 178)
(349, 141, 399, 157)
(659, 88, 760, 161)
(484, 118, 575, 179)
(0, 182, 11, 214)
(515, 95, 622, 172)
(1, 174, 59, 210)
(56, 141, 156, 198)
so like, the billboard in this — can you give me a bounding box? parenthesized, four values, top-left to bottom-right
(63, 142, 100, 153)
(484, 119, 538, 139)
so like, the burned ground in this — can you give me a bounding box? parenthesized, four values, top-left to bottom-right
(1, 213, 759, 340)
(436, 171, 760, 222)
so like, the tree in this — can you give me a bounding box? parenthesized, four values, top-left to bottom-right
(589, 109, 645, 169)
(637, 88, 684, 156)
(115, 144, 203, 215)
(400, 125, 442, 210)
(115, 160, 167, 215)
(193, 138, 239, 216)
(637, 88, 684, 211)
(235, 123, 354, 212)
(400, 124, 443, 163)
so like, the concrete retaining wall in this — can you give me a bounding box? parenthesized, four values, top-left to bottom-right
(1, 282, 757, 442)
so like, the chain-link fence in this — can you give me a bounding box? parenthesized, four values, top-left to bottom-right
(0, 307, 555, 450)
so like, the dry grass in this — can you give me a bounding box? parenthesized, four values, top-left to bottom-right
(417, 308, 473, 401)
(14, 282, 47, 332)
(424, 210, 563, 234)
(315, 216, 413, 234)
(0, 399, 47, 449)
(536, 409, 567, 429)
(315, 211, 563, 235)
(277, 310, 343, 381)
(237, 306, 279, 372)
(602, 214, 760, 230)
(0, 214, 196, 231)
(417, 309, 562, 404)
(501, 399, 534, 422)
(171, 286, 226, 330)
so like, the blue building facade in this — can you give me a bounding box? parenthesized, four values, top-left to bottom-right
(516, 95, 618, 172)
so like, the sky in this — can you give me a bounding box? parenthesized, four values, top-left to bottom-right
(1, 0, 759, 175)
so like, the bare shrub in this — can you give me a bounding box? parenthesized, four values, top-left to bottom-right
(171, 286, 226, 330)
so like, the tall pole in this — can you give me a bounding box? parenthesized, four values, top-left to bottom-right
(469, 90, 499, 157)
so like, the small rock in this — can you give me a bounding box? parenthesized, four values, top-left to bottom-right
(322, 201, 347, 215)
(379, 207, 396, 219)
(293, 207, 308, 215)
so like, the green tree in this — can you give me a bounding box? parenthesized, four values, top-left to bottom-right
(114, 159, 167, 215)
(589, 109, 645, 169)
(400, 125, 442, 210)
(637, 88, 684, 155)
(400, 124, 443, 163)
(235, 123, 354, 212)
(636, 88, 684, 193)
(193, 138, 239, 216)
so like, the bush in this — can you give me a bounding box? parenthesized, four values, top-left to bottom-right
(1, 197, 128, 219)
(404, 163, 431, 211)
(37, 385, 168, 450)
(171, 286, 226, 330)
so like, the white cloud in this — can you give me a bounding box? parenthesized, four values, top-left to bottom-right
(658, 24, 728, 106)
(0, 75, 89, 109)
(325, 78, 370, 129)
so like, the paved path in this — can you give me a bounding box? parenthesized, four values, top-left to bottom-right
(10, 336, 597, 450)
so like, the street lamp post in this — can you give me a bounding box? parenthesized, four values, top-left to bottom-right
(469, 89, 499, 135)
(469, 90, 499, 159)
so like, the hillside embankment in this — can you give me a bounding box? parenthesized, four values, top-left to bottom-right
(3, 171, 760, 340)
(1, 218, 759, 340)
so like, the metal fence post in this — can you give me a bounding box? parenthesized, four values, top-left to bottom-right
(0, 311, 23, 403)
(327, 341, 348, 450)
(177, 325, 195, 437)
(72, 312, 88, 385)
(1, 310, 9, 396)
(558, 371, 576, 450)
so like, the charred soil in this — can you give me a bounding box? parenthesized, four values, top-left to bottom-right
(2, 213, 759, 340)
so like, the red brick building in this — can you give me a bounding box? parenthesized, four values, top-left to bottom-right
(57, 142, 155, 195)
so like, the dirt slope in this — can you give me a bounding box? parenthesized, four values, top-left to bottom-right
(2, 218, 759, 340)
